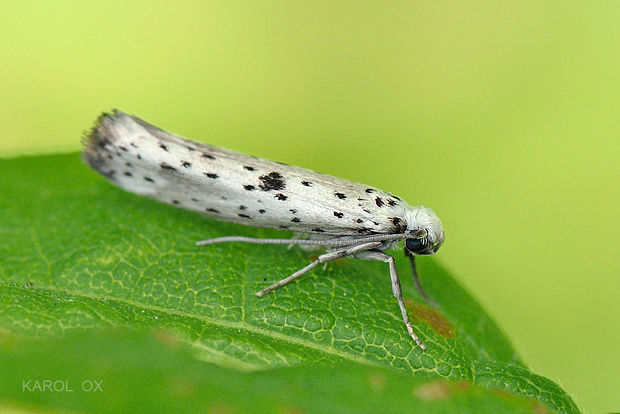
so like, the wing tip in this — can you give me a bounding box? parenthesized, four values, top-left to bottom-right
(81, 109, 128, 173)
(81, 109, 126, 148)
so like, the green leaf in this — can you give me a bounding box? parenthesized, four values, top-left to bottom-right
(0, 329, 558, 413)
(0, 153, 579, 413)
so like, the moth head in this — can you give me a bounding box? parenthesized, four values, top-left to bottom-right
(404, 206, 445, 256)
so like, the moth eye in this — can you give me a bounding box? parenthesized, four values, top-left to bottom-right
(406, 238, 432, 255)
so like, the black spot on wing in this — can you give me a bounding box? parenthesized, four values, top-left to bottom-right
(172, 200, 180, 205)
(333, 211, 344, 218)
(159, 144, 169, 152)
(95, 139, 110, 150)
(258, 209, 266, 214)
(238, 213, 252, 219)
(334, 192, 347, 199)
(387, 199, 397, 207)
(204, 172, 218, 179)
(160, 162, 176, 172)
(312, 228, 325, 233)
(301, 181, 312, 187)
(119, 146, 128, 152)
(98, 138, 111, 149)
(365, 188, 375, 194)
(356, 219, 363, 223)
(243, 185, 256, 191)
(375, 197, 385, 207)
(291, 217, 301, 223)
(201, 152, 215, 160)
(206, 208, 220, 213)
(390, 217, 406, 232)
(143, 176, 154, 183)
(289, 209, 297, 214)
(243, 165, 255, 171)
(259, 172, 285, 191)
(181, 161, 191, 168)
(239, 205, 247, 210)
(123, 171, 132, 177)
(275, 193, 288, 201)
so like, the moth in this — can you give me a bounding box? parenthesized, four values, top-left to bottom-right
(83, 110, 445, 350)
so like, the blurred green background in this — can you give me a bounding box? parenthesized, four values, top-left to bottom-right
(1, 1, 618, 412)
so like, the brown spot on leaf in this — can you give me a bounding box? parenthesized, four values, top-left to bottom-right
(489, 389, 551, 414)
(405, 300, 455, 338)
(0, 328, 21, 350)
(280, 405, 305, 414)
(208, 402, 235, 414)
(533, 402, 550, 414)
(367, 373, 386, 392)
(413, 380, 469, 401)
(153, 330, 181, 349)
(167, 375, 196, 399)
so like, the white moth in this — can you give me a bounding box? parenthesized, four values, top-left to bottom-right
(83, 110, 445, 350)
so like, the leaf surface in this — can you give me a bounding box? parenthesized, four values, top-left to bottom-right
(0, 153, 579, 413)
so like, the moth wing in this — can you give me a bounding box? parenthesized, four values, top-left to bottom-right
(84, 111, 410, 236)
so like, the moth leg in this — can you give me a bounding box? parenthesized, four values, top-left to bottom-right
(256, 241, 382, 297)
(289, 232, 324, 251)
(405, 250, 438, 307)
(354, 250, 426, 350)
